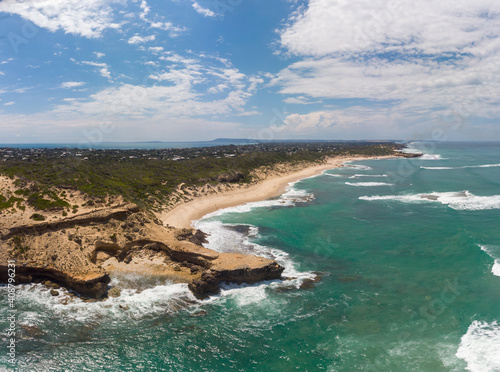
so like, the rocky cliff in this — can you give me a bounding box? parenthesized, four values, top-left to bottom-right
(0, 204, 284, 299)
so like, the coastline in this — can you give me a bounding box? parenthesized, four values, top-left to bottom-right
(161, 155, 396, 229)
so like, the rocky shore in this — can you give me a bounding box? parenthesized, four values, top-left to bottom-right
(0, 203, 284, 299)
(0, 149, 421, 300)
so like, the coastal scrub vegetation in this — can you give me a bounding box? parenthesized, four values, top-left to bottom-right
(10, 235, 30, 256)
(0, 142, 404, 211)
(0, 194, 24, 211)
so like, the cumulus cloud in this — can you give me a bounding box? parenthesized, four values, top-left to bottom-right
(280, 0, 500, 57)
(0, 0, 122, 38)
(4, 102, 15, 106)
(274, 0, 500, 137)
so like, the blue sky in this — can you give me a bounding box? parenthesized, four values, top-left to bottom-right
(1, 0, 500, 143)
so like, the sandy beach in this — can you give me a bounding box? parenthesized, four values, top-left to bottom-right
(161, 155, 395, 229)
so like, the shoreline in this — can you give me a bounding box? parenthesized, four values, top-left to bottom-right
(161, 155, 396, 229)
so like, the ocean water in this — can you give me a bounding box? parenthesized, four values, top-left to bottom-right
(0, 140, 256, 150)
(1, 141, 500, 371)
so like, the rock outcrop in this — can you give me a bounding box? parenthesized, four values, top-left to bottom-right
(0, 204, 284, 299)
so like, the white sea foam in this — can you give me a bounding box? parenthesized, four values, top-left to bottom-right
(348, 174, 388, 179)
(199, 183, 314, 220)
(207, 282, 271, 306)
(11, 280, 196, 322)
(421, 163, 500, 170)
(360, 191, 500, 211)
(456, 321, 500, 372)
(420, 166, 456, 170)
(345, 182, 394, 187)
(397, 143, 447, 159)
(398, 147, 423, 155)
(324, 173, 345, 178)
(343, 164, 373, 170)
(419, 154, 446, 160)
(195, 220, 314, 284)
(479, 245, 500, 277)
(493, 262, 500, 277)
(191, 180, 320, 302)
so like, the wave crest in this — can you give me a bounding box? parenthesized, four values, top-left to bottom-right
(345, 182, 394, 187)
(456, 321, 500, 372)
(360, 191, 500, 211)
(479, 245, 500, 277)
(421, 163, 500, 170)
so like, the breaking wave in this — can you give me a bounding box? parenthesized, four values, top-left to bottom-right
(419, 154, 446, 160)
(345, 182, 394, 187)
(343, 163, 373, 171)
(421, 163, 500, 170)
(200, 182, 315, 219)
(1, 278, 197, 323)
(194, 182, 319, 298)
(479, 245, 500, 277)
(456, 321, 500, 372)
(359, 191, 500, 211)
(195, 220, 315, 288)
(348, 174, 388, 179)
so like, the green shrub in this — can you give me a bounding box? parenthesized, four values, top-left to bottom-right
(30, 213, 46, 221)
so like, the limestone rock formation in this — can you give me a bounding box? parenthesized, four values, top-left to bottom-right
(0, 203, 284, 299)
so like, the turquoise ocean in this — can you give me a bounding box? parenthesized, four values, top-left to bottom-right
(1, 141, 500, 371)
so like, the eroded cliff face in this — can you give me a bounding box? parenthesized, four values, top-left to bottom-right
(0, 204, 284, 299)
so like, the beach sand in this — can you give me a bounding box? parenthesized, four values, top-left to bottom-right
(161, 155, 395, 229)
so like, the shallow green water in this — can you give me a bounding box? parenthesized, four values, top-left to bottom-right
(1, 142, 499, 371)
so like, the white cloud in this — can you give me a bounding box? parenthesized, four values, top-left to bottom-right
(208, 84, 228, 94)
(94, 52, 105, 58)
(138, 0, 187, 36)
(60, 81, 86, 89)
(44, 53, 257, 122)
(0, 112, 243, 143)
(0, 0, 123, 38)
(273, 54, 500, 119)
(128, 34, 156, 45)
(13, 87, 32, 94)
(4, 102, 15, 106)
(0, 71, 5, 76)
(237, 110, 261, 117)
(148, 46, 164, 53)
(280, 0, 500, 57)
(267, 106, 420, 139)
(192, 2, 217, 18)
(283, 96, 322, 105)
(81, 61, 112, 80)
(272, 0, 500, 137)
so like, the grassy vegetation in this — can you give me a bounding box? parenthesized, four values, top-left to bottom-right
(0, 142, 404, 210)
(27, 192, 71, 211)
(0, 194, 24, 211)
